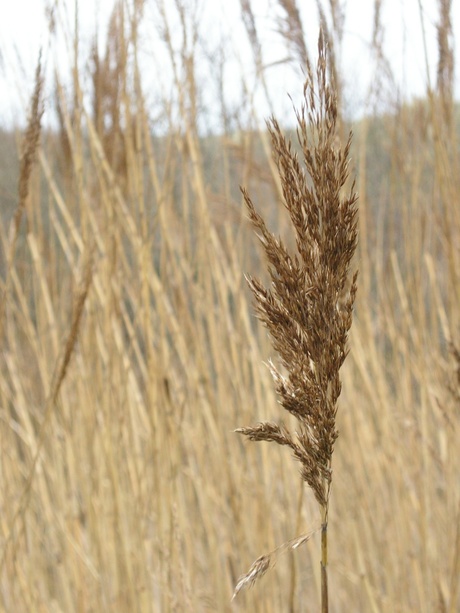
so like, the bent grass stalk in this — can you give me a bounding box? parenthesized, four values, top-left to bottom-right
(233, 32, 358, 612)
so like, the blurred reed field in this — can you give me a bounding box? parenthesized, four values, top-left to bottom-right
(0, 1, 459, 611)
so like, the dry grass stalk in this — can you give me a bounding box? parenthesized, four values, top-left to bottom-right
(0, 250, 93, 573)
(0, 54, 44, 341)
(276, 0, 310, 68)
(234, 31, 358, 610)
(436, 0, 454, 123)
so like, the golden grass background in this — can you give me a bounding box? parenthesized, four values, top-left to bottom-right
(0, 1, 459, 611)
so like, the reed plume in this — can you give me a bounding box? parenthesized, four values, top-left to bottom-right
(234, 31, 358, 611)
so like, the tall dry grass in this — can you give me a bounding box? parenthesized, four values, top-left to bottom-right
(0, 1, 459, 611)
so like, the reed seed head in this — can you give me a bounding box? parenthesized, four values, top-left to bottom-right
(238, 30, 358, 510)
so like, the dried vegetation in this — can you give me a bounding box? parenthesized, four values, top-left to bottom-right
(0, 1, 459, 611)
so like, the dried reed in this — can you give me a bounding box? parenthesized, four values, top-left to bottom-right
(234, 31, 358, 612)
(0, 53, 44, 341)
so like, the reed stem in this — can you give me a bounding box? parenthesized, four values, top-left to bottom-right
(321, 507, 329, 613)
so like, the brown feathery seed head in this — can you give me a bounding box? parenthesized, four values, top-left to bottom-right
(237, 30, 358, 510)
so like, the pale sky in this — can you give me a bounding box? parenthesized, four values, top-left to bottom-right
(0, 0, 458, 127)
